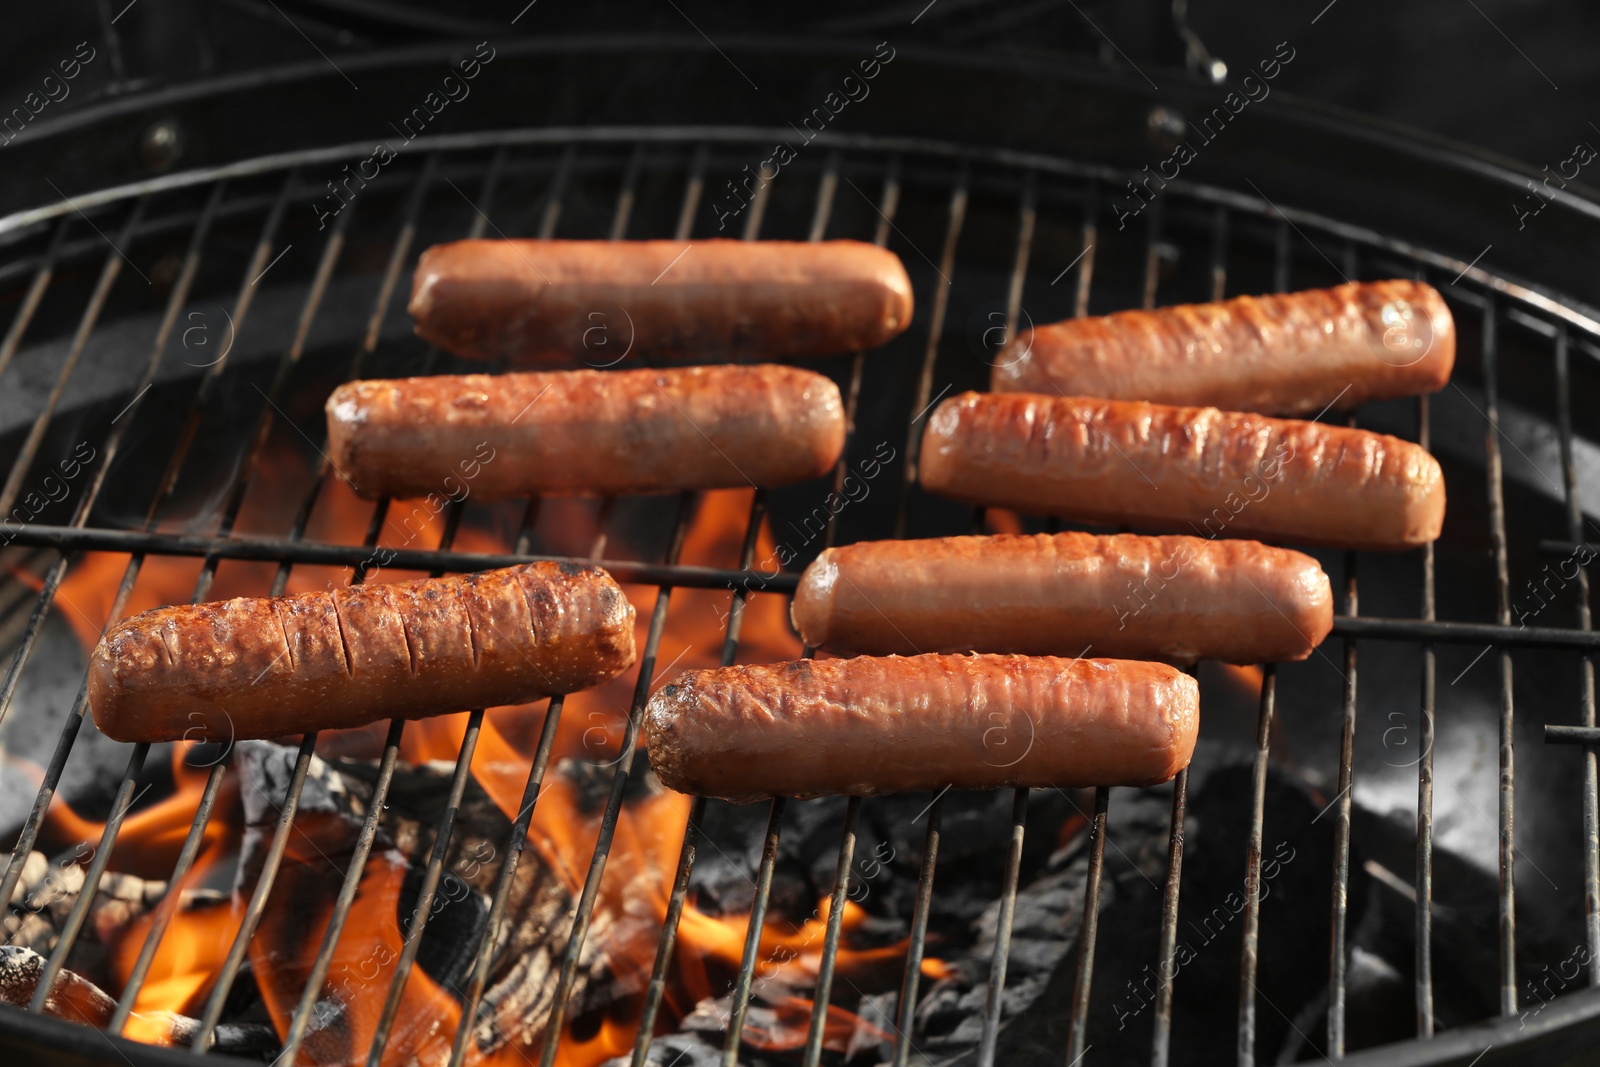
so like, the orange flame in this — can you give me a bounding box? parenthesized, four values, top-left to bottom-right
(30, 449, 941, 1066)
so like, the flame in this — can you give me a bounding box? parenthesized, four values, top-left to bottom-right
(29, 449, 942, 1066)
(1217, 663, 1264, 696)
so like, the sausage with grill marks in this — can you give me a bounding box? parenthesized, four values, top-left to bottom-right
(644, 654, 1198, 802)
(88, 562, 636, 743)
(408, 238, 914, 364)
(792, 532, 1333, 665)
(918, 392, 1445, 551)
(325, 364, 845, 500)
(992, 280, 1455, 416)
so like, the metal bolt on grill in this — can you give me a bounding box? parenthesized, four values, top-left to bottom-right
(0, 115, 1596, 1067)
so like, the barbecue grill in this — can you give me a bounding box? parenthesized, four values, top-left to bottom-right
(1, 36, 1599, 1067)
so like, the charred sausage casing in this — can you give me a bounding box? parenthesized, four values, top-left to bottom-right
(326, 364, 845, 500)
(644, 654, 1198, 802)
(88, 562, 636, 744)
(408, 238, 914, 364)
(792, 532, 1332, 665)
(992, 280, 1455, 416)
(919, 392, 1445, 551)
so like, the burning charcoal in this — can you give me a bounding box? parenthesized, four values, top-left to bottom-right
(399, 864, 490, 990)
(0, 945, 281, 1058)
(562, 753, 661, 814)
(7, 851, 48, 904)
(602, 1031, 722, 1066)
(846, 989, 899, 1062)
(164, 1015, 284, 1060)
(0, 944, 114, 1025)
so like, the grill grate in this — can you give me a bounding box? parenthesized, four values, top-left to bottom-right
(0, 127, 1594, 1067)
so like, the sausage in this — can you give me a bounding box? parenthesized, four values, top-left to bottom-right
(792, 532, 1332, 665)
(644, 654, 1198, 802)
(919, 392, 1444, 551)
(325, 364, 844, 501)
(408, 238, 914, 364)
(992, 280, 1455, 416)
(88, 562, 636, 744)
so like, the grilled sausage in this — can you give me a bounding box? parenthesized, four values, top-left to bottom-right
(792, 532, 1332, 665)
(992, 280, 1455, 416)
(88, 563, 636, 744)
(409, 238, 914, 364)
(645, 654, 1198, 802)
(919, 392, 1444, 551)
(325, 364, 845, 501)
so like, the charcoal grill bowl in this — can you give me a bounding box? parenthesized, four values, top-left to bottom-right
(0, 37, 1598, 1067)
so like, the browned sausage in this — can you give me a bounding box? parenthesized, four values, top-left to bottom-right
(792, 532, 1332, 665)
(992, 280, 1455, 416)
(325, 364, 845, 501)
(408, 238, 914, 364)
(88, 563, 636, 744)
(645, 654, 1197, 802)
(919, 392, 1444, 551)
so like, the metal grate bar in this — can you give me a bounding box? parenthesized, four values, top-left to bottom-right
(26, 742, 152, 1011)
(209, 191, 355, 539)
(721, 796, 788, 1067)
(443, 691, 565, 1067)
(1272, 220, 1290, 293)
(809, 151, 841, 241)
(628, 485, 766, 1066)
(1141, 200, 1164, 310)
(277, 718, 405, 1060)
(1237, 665, 1277, 1066)
(1480, 300, 1518, 1015)
(537, 145, 577, 240)
(1151, 768, 1189, 1067)
(1208, 205, 1229, 301)
(533, 498, 696, 1067)
(190, 731, 320, 1051)
(1066, 787, 1111, 1064)
(611, 143, 647, 240)
(894, 170, 969, 538)
(361, 707, 486, 1064)
(891, 794, 943, 1067)
(107, 753, 230, 1033)
(674, 145, 709, 241)
(1073, 181, 1098, 319)
(0, 216, 69, 385)
(147, 170, 299, 529)
(1329, 418, 1362, 1056)
(0, 198, 147, 518)
(1416, 390, 1438, 1035)
(799, 796, 863, 1067)
(1552, 327, 1600, 980)
(1005, 171, 1037, 328)
(976, 787, 1030, 1067)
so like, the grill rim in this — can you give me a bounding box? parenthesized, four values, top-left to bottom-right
(0, 63, 1596, 1067)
